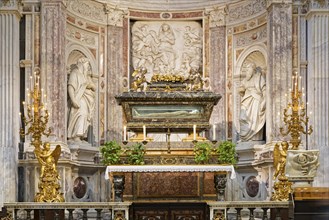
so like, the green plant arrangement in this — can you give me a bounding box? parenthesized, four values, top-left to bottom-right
(193, 141, 213, 164)
(216, 141, 238, 165)
(100, 140, 123, 165)
(125, 142, 146, 165)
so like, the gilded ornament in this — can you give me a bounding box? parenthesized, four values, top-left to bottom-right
(280, 72, 313, 150)
(271, 141, 292, 201)
(20, 71, 64, 202)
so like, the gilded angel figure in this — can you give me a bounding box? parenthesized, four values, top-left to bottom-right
(35, 142, 61, 181)
(273, 141, 289, 180)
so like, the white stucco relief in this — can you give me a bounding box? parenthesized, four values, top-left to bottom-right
(131, 21, 202, 81)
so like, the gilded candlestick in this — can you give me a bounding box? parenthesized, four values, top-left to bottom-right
(280, 72, 313, 150)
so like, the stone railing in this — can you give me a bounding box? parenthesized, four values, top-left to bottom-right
(2, 202, 131, 220)
(207, 201, 292, 220)
(2, 200, 292, 220)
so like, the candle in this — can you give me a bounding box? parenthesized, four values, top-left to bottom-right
(19, 112, 22, 129)
(27, 93, 31, 105)
(193, 125, 196, 141)
(123, 126, 127, 141)
(36, 76, 40, 88)
(34, 72, 37, 85)
(30, 75, 33, 91)
(143, 125, 146, 141)
(212, 124, 216, 141)
(41, 88, 44, 103)
(294, 72, 298, 96)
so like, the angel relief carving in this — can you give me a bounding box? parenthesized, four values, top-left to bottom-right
(130, 21, 203, 91)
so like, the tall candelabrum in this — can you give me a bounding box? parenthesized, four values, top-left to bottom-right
(20, 70, 64, 202)
(280, 72, 313, 150)
(20, 71, 51, 149)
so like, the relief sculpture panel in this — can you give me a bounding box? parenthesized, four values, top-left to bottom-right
(131, 21, 202, 83)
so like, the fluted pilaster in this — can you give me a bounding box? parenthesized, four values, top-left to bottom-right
(306, 8, 329, 186)
(0, 0, 21, 205)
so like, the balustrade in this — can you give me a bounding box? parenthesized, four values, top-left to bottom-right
(208, 201, 292, 220)
(2, 201, 292, 220)
(3, 202, 131, 220)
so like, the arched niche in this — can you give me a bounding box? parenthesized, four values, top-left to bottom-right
(65, 43, 99, 145)
(232, 44, 267, 142)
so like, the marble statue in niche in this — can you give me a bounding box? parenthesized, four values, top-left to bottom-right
(67, 57, 96, 142)
(131, 21, 202, 81)
(239, 62, 266, 141)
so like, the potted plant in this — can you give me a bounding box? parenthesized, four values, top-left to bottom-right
(100, 140, 123, 165)
(193, 141, 213, 164)
(125, 142, 145, 165)
(216, 141, 237, 165)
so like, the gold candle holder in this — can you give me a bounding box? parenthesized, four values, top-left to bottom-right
(20, 69, 64, 202)
(280, 72, 313, 150)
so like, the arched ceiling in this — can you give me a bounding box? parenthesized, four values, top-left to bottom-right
(96, 0, 242, 11)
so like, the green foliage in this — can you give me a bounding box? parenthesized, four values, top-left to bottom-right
(193, 141, 213, 164)
(125, 143, 145, 165)
(100, 141, 122, 165)
(216, 141, 237, 165)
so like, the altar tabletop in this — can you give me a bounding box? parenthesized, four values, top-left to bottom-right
(105, 165, 236, 179)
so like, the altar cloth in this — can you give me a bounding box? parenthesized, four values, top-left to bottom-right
(105, 165, 236, 179)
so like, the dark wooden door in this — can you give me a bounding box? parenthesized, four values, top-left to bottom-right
(130, 202, 209, 220)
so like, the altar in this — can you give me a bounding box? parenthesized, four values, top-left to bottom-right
(105, 165, 236, 202)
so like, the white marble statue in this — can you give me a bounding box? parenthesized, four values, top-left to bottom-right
(239, 62, 266, 141)
(67, 57, 96, 142)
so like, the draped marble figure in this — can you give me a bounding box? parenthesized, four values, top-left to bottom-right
(67, 58, 96, 142)
(239, 62, 266, 141)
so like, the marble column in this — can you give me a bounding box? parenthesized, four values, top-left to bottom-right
(0, 0, 21, 206)
(208, 7, 227, 141)
(40, 0, 66, 143)
(266, 0, 293, 143)
(305, 0, 329, 187)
